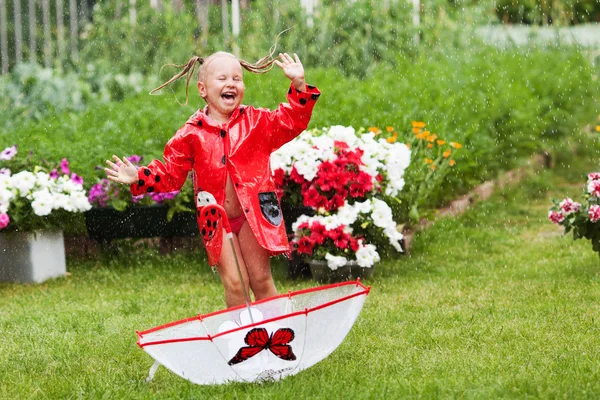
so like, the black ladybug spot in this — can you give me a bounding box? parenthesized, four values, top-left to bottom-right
(307, 84, 315, 90)
(207, 220, 212, 228)
(143, 169, 151, 177)
(155, 175, 161, 183)
(221, 156, 226, 165)
(299, 98, 307, 105)
(311, 93, 320, 100)
(197, 120, 203, 127)
(220, 130, 226, 138)
(210, 208, 216, 215)
(295, 88, 302, 94)
(288, 87, 292, 95)
(205, 211, 209, 217)
(239, 107, 245, 114)
(245, 208, 249, 213)
(202, 228, 206, 236)
(147, 186, 154, 193)
(138, 179, 145, 186)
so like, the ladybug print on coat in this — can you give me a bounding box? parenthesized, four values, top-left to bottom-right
(130, 84, 321, 266)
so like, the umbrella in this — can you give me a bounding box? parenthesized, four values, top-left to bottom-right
(137, 204, 370, 385)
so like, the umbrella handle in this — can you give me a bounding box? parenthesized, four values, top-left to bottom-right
(198, 204, 254, 324)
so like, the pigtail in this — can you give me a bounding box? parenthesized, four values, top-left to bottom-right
(149, 28, 292, 104)
(238, 28, 291, 74)
(149, 56, 204, 105)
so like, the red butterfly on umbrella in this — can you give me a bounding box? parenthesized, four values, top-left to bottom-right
(228, 327, 297, 365)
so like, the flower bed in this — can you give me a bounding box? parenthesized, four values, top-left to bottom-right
(549, 171, 600, 255)
(271, 126, 410, 270)
(0, 145, 91, 232)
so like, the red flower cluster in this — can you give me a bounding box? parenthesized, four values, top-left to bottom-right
(289, 142, 374, 211)
(295, 220, 361, 256)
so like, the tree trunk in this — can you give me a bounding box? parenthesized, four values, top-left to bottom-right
(231, 0, 240, 36)
(42, 0, 51, 67)
(69, 0, 77, 60)
(55, 0, 65, 68)
(0, 0, 8, 73)
(195, 0, 208, 47)
(220, 0, 228, 41)
(171, 0, 183, 12)
(129, 0, 136, 25)
(115, 0, 122, 18)
(28, 0, 36, 63)
(80, 0, 87, 22)
(13, 0, 23, 63)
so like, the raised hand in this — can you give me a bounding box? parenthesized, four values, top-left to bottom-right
(105, 155, 138, 185)
(274, 53, 306, 92)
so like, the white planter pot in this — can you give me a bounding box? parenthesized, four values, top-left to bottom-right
(0, 230, 67, 283)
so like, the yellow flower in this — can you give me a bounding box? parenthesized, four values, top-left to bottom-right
(436, 140, 446, 145)
(386, 132, 398, 143)
(415, 133, 425, 140)
(425, 158, 433, 164)
(423, 130, 431, 138)
(450, 142, 463, 149)
(427, 133, 438, 142)
(427, 143, 433, 149)
(368, 126, 381, 134)
(449, 160, 456, 166)
(412, 121, 426, 128)
(412, 127, 422, 134)
(430, 164, 437, 171)
(596, 125, 600, 132)
(386, 126, 394, 133)
(443, 149, 451, 158)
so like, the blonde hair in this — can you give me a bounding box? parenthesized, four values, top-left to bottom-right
(150, 49, 278, 105)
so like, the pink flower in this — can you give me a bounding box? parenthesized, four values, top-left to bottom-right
(70, 173, 84, 185)
(559, 198, 581, 215)
(588, 172, 600, 181)
(127, 155, 143, 164)
(0, 145, 17, 161)
(49, 169, 59, 179)
(588, 179, 600, 197)
(0, 168, 10, 176)
(548, 210, 565, 224)
(0, 213, 10, 229)
(60, 158, 70, 175)
(589, 205, 600, 223)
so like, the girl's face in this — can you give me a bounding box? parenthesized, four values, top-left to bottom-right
(197, 55, 245, 121)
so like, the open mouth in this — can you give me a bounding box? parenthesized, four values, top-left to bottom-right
(221, 92, 236, 101)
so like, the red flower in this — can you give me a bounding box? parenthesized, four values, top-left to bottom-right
(290, 166, 305, 184)
(296, 236, 316, 255)
(334, 141, 350, 151)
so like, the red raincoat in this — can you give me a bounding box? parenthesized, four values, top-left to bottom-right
(130, 84, 321, 266)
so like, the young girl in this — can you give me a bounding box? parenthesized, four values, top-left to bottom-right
(105, 51, 320, 308)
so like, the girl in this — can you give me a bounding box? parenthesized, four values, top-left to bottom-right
(105, 51, 320, 308)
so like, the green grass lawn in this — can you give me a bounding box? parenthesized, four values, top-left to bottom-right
(1, 160, 600, 399)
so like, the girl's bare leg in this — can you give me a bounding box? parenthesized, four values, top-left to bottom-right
(237, 221, 277, 301)
(215, 229, 251, 308)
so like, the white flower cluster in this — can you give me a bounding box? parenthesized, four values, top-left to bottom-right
(0, 170, 92, 217)
(292, 198, 403, 269)
(271, 125, 411, 196)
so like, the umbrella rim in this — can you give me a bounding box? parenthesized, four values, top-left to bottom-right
(137, 279, 370, 348)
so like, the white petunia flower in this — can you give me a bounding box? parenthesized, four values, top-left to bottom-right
(355, 243, 380, 268)
(11, 171, 36, 196)
(31, 190, 54, 216)
(325, 253, 348, 271)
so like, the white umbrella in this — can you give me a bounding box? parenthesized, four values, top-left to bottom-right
(137, 204, 370, 385)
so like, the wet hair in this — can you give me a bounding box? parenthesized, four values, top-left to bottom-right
(150, 48, 277, 105)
